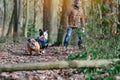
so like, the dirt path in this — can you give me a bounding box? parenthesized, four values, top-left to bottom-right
(0, 42, 85, 80)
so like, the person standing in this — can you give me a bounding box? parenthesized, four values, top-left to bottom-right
(63, 0, 85, 50)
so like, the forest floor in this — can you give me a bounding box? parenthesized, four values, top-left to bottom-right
(0, 41, 86, 80)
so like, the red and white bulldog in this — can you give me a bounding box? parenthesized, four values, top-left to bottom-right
(27, 38, 42, 55)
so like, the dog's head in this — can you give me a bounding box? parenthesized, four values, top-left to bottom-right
(43, 30, 48, 40)
(39, 29, 48, 40)
(27, 38, 38, 49)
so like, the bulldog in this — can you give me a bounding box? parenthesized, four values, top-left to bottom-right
(27, 38, 42, 55)
(36, 29, 48, 49)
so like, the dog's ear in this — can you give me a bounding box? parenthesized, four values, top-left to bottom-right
(39, 29, 44, 36)
(45, 30, 48, 32)
(44, 30, 48, 34)
(35, 38, 38, 41)
(27, 39, 31, 42)
(39, 29, 43, 32)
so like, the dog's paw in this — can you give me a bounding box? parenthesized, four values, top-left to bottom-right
(42, 50, 45, 54)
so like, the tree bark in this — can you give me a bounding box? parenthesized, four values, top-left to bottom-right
(118, 2, 120, 23)
(55, 0, 65, 46)
(13, 0, 18, 42)
(48, 0, 59, 45)
(6, 8, 14, 37)
(33, 0, 43, 37)
(0, 59, 119, 72)
(2, 0, 6, 37)
(43, 0, 51, 31)
(24, 0, 29, 37)
(18, 0, 23, 36)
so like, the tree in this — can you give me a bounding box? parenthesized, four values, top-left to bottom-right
(0, 59, 119, 72)
(6, 8, 14, 37)
(18, 0, 24, 36)
(2, 0, 6, 37)
(13, 0, 18, 42)
(57, 0, 72, 45)
(24, 0, 29, 37)
(48, 0, 72, 45)
(43, 0, 51, 31)
(33, 0, 43, 37)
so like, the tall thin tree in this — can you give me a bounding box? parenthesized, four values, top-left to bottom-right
(6, 8, 14, 37)
(13, 0, 18, 42)
(24, 0, 29, 37)
(2, 0, 6, 37)
(33, 0, 43, 37)
(18, 0, 23, 36)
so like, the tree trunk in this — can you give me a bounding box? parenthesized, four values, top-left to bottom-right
(13, 0, 18, 42)
(0, 59, 119, 72)
(0, 0, 4, 37)
(118, 1, 120, 22)
(117, 1, 120, 33)
(24, 0, 29, 37)
(49, 0, 64, 46)
(33, 0, 43, 37)
(6, 8, 14, 37)
(43, 0, 51, 31)
(18, 0, 23, 36)
(49, 0, 60, 45)
(55, 0, 65, 46)
(2, 0, 6, 37)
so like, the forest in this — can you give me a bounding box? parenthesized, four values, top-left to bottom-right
(0, 0, 120, 80)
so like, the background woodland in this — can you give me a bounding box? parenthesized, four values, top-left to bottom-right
(0, 0, 120, 57)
